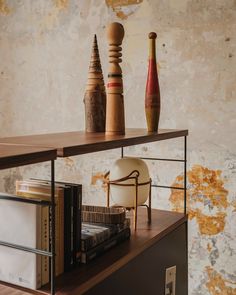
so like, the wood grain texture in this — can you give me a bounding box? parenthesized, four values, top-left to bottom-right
(84, 34, 106, 132)
(84, 91, 106, 132)
(0, 128, 188, 157)
(82, 205, 126, 224)
(0, 209, 186, 295)
(145, 32, 160, 132)
(106, 22, 125, 135)
(0, 144, 57, 170)
(0, 282, 44, 295)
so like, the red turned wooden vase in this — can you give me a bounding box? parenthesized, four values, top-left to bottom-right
(145, 32, 160, 133)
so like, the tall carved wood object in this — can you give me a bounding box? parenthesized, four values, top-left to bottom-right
(145, 32, 160, 133)
(106, 22, 125, 135)
(84, 35, 106, 132)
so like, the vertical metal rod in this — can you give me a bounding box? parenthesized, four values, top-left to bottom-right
(148, 179, 152, 223)
(121, 147, 124, 158)
(184, 136, 187, 215)
(106, 183, 110, 207)
(134, 176, 138, 230)
(50, 160, 55, 295)
(186, 219, 189, 294)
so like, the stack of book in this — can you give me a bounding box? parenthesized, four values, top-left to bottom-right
(81, 205, 131, 264)
(0, 179, 82, 290)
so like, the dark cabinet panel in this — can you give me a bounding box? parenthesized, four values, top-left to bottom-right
(86, 223, 188, 295)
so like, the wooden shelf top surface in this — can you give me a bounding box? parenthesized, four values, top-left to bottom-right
(0, 209, 187, 295)
(0, 144, 57, 170)
(0, 128, 188, 157)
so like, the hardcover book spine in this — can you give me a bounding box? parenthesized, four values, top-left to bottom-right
(64, 187, 72, 272)
(63, 183, 82, 267)
(59, 190, 64, 274)
(75, 185, 82, 263)
(15, 182, 64, 277)
(55, 192, 62, 276)
(36, 204, 42, 289)
(72, 186, 77, 266)
(41, 206, 49, 286)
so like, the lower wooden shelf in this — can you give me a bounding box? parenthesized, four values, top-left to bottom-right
(0, 209, 187, 295)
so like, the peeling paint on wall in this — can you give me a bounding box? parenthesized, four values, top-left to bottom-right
(0, 1, 236, 294)
(195, 211, 226, 235)
(91, 172, 105, 185)
(170, 165, 236, 292)
(105, 0, 143, 19)
(39, 0, 70, 31)
(207, 243, 212, 252)
(3, 169, 23, 194)
(0, 0, 11, 15)
(232, 201, 236, 212)
(91, 172, 108, 191)
(206, 267, 236, 295)
(53, 0, 69, 10)
(63, 157, 75, 168)
(170, 165, 229, 235)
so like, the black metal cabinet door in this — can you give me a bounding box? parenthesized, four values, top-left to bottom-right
(85, 223, 188, 295)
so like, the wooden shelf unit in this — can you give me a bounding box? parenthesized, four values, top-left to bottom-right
(0, 129, 188, 295)
(0, 128, 188, 157)
(0, 144, 57, 170)
(0, 209, 187, 295)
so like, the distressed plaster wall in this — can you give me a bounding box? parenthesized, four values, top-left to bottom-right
(0, 0, 236, 294)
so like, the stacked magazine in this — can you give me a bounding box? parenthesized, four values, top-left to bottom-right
(81, 210, 131, 264)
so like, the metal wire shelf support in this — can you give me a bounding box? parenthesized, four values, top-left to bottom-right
(120, 135, 187, 214)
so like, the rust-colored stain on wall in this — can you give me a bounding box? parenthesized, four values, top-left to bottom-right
(106, 0, 143, 19)
(207, 243, 212, 252)
(54, 0, 69, 10)
(91, 172, 105, 185)
(0, 0, 11, 15)
(63, 157, 75, 168)
(169, 165, 229, 235)
(91, 172, 108, 191)
(40, 0, 69, 31)
(206, 267, 236, 295)
(195, 210, 226, 235)
(232, 200, 236, 212)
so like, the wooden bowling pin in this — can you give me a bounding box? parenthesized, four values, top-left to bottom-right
(106, 22, 125, 135)
(145, 32, 160, 133)
(84, 35, 106, 132)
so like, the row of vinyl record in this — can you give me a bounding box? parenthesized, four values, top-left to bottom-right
(0, 179, 82, 290)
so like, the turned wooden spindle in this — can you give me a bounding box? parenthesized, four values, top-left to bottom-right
(84, 34, 106, 132)
(106, 22, 125, 135)
(145, 32, 160, 133)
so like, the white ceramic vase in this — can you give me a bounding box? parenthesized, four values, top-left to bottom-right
(109, 157, 150, 207)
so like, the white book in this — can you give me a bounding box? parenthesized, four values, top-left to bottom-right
(0, 193, 41, 290)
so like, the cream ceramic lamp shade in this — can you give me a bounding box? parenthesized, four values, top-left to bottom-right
(110, 157, 150, 207)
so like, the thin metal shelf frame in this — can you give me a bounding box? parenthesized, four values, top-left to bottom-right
(0, 160, 56, 295)
(121, 135, 188, 214)
(0, 130, 188, 295)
